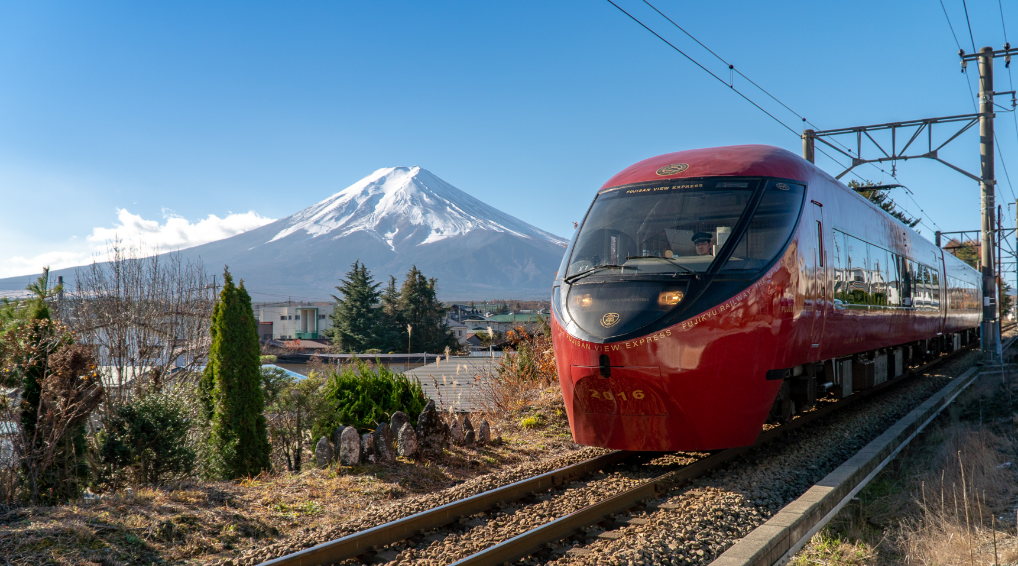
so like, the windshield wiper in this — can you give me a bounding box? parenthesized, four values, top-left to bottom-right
(563, 264, 624, 284)
(625, 255, 696, 276)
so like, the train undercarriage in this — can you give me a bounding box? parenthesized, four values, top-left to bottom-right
(766, 328, 979, 423)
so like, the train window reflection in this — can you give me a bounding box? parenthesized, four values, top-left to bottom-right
(720, 180, 806, 272)
(566, 178, 761, 278)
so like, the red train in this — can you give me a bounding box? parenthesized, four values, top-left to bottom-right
(551, 145, 982, 452)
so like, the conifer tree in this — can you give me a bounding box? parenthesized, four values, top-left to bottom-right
(2, 268, 93, 502)
(200, 268, 270, 478)
(326, 260, 381, 353)
(397, 266, 458, 353)
(849, 180, 921, 228)
(374, 276, 404, 353)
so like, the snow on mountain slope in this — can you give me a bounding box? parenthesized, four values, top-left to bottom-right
(268, 166, 567, 251)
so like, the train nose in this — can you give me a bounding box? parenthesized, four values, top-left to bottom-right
(566, 362, 702, 450)
(570, 364, 667, 416)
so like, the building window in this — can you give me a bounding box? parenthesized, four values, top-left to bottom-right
(319, 314, 326, 319)
(295, 315, 301, 320)
(280, 315, 286, 320)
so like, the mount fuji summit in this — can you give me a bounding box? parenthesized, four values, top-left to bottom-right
(176, 167, 568, 299)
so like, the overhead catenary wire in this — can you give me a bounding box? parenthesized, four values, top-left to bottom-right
(940, 0, 964, 51)
(940, 0, 1015, 236)
(999, 0, 1018, 206)
(606, 0, 938, 231)
(639, 0, 876, 165)
(961, 0, 978, 53)
(637, 0, 910, 189)
(603, 0, 800, 138)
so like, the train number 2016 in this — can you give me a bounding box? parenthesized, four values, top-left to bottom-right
(590, 390, 644, 401)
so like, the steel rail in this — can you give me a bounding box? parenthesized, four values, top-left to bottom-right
(259, 450, 632, 566)
(448, 345, 976, 566)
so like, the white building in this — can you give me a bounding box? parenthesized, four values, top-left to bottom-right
(255, 304, 335, 340)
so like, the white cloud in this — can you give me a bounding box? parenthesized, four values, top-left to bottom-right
(2, 250, 96, 280)
(1, 209, 275, 278)
(88, 208, 274, 252)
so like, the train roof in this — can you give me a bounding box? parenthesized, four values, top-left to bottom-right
(600, 144, 813, 190)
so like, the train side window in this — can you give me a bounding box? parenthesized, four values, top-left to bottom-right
(870, 245, 890, 307)
(815, 220, 824, 267)
(832, 230, 848, 306)
(888, 252, 902, 307)
(919, 264, 932, 309)
(845, 236, 867, 306)
(912, 262, 920, 307)
(930, 270, 940, 308)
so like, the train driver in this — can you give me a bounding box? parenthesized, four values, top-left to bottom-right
(693, 232, 713, 256)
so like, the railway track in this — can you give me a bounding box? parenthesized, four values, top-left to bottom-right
(258, 344, 979, 566)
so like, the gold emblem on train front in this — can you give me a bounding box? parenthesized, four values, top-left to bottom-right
(656, 163, 689, 176)
(601, 313, 621, 328)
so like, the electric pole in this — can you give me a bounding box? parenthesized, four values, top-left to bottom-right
(977, 47, 999, 361)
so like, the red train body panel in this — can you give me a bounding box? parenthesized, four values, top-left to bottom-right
(551, 145, 980, 452)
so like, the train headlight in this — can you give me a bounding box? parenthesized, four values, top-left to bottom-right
(570, 293, 594, 309)
(658, 290, 684, 307)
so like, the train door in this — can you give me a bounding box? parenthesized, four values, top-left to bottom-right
(810, 202, 827, 349)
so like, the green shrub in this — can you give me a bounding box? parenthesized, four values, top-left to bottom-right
(260, 355, 278, 364)
(99, 393, 196, 485)
(316, 360, 427, 435)
(260, 365, 290, 406)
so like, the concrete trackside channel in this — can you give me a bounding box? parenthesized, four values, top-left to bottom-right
(710, 359, 1004, 566)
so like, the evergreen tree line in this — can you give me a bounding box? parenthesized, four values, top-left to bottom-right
(326, 261, 460, 354)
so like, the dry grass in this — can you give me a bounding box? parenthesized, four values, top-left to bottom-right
(796, 369, 1018, 565)
(895, 426, 1018, 565)
(0, 386, 577, 566)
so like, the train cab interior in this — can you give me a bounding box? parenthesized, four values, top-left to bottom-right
(559, 177, 806, 340)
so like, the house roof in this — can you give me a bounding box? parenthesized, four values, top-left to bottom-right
(406, 357, 498, 412)
(484, 314, 545, 323)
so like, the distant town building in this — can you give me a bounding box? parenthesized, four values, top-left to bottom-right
(255, 303, 334, 340)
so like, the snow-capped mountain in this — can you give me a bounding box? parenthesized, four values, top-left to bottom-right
(268, 166, 566, 251)
(1, 168, 569, 299)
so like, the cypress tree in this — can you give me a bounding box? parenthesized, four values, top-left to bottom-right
(200, 268, 270, 478)
(326, 260, 381, 353)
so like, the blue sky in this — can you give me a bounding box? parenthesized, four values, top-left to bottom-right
(2, 0, 1016, 278)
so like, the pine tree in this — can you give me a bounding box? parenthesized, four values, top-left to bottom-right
(200, 268, 270, 479)
(373, 276, 404, 353)
(397, 266, 458, 353)
(848, 180, 920, 228)
(326, 260, 381, 353)
(17, 269, 60, 446)
(2, 268, 92, 502)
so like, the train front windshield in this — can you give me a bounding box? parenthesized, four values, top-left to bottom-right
(561, 178, 805, 338)
(566, 178, 805, 280)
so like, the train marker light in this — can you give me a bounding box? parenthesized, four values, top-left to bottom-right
(571, 293, 593, 309)
(659, 290, 684, 306)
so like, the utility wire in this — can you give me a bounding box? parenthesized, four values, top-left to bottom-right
(603, 0, 800, 137)
(608, 0, 936, 230)
(998, 0, 1018, 206)
(639, 0, 867, 161)
(639, 0, 904, 186)
(941, 2, 1015, 235)
(940, 0, 964, 51)
(961, 0, 977, 53)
